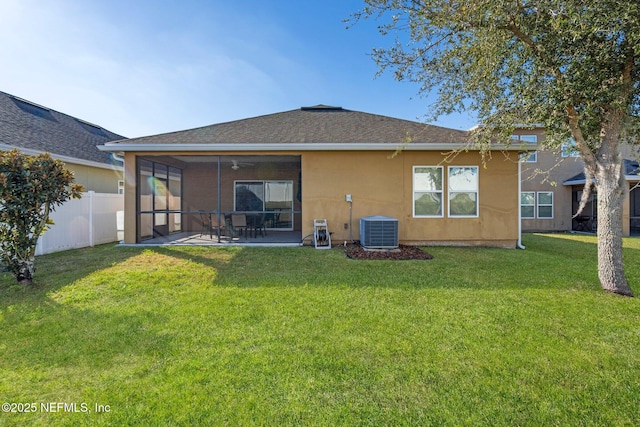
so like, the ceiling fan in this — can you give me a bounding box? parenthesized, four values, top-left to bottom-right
(231, 159, 254, 170)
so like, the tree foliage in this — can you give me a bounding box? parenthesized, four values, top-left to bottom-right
(354, 0, 640, 296)
(0, 149, 84, 285)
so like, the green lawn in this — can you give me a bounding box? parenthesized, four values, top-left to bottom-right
(1, 233, 640, 426)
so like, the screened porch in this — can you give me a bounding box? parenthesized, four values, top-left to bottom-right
(136, 155, 302, 244)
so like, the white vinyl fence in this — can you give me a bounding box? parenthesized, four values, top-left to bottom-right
(35, 191, 124, 256)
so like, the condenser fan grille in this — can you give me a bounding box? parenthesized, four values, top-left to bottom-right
(360, 216, 399, 249)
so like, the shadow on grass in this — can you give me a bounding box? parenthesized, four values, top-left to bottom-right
(1, 235, 639, 426)
(150, 245, 243, 272)
(145, 233, 636, 296)
(0, 243, 140, 293)
(4, 233, 638, 297)
(105, 233, 634, 292)
(147, 233, 634, 292)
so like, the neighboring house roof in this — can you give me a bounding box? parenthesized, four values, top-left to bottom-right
(100, 105, 523, 153)
(0, 90, 126, 169)
(563, 159, 640, 185)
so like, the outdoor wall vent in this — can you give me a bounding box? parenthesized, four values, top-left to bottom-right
(360, 216, 399, 249)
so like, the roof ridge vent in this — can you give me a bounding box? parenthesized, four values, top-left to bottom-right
(74, 118, 108, 137)
(10, 95, 50, 111)
(75, 117, 104, 130)
(10, 96, 57, 122)
(301, 105, 344, 112)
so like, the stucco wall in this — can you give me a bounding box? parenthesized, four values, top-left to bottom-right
(123, 153, 137, 244)
(66, 162, 123, 194)
(122, 150, 521, 246)
(301, 150, 520, 247)
(517, 129, 639, 233)
(516, 129, 583, 232)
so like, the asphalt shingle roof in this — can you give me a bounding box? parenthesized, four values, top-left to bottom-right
(564, 159, 640, 184)
(0, 90, 126, 165)
(106, 105, 469, 146)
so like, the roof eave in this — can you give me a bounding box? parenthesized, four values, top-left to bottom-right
(98, 142, 537, 152)
(563, 175, 640, 186)
(468, 123, 545, 131)
(0, 144, 122, 171)
(562, 179, 586, 186)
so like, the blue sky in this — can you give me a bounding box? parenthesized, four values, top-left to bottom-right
(1, 0, 477, 137)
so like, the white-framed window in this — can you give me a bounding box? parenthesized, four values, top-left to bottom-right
(521, 191, 554, 219)
(561, 138, 580, 157)
(521, 192, 535, 218)
(513, 135, 538, 163)
(448, 166, 479, 217)
(537, 192, 554, 218)
(413, 166, 443, 217)
(518, 135, 538, 144)
(118, 180, 125, 195)
(519, 151, 537, 162)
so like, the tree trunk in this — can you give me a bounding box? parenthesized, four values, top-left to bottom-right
(595, 159, 634, 297)
(15, 257, 35, 286)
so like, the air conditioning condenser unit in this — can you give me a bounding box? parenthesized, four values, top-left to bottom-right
(359, 216, 399, 249)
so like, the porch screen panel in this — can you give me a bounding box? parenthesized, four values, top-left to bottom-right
(138, 160, 153, 239)
(266, 181, 293, 228)
(234, 180, 294, 229)
(631, 187, 640, 217)
(154, 164, 168, 214)
(235, 182, 265, 212)
(138, 159, 183, 240)
(169, 167, 182, 232)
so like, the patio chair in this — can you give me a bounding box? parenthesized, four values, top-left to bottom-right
(199, 211, 225, 239)
(231, 213, 248, 238)
(253, 213, 267, 238)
